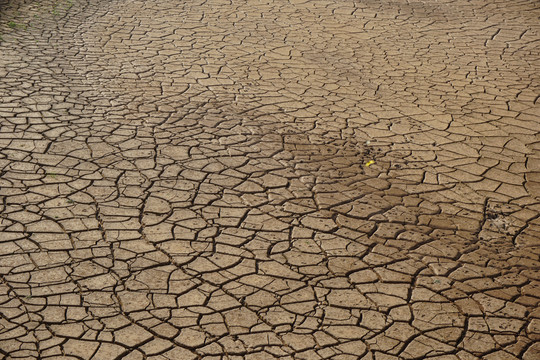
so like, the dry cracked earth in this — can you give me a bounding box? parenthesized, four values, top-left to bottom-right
(0, 0, 539, 359)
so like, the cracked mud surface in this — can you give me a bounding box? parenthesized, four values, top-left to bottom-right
(1, 0, 539, 359)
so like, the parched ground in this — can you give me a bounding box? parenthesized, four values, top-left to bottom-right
(0, 0, 539, 359)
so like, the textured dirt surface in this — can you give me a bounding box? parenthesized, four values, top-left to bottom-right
(1, 0, 539, 359)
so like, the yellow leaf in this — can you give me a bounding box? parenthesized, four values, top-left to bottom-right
(365, 160, 375, 167)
